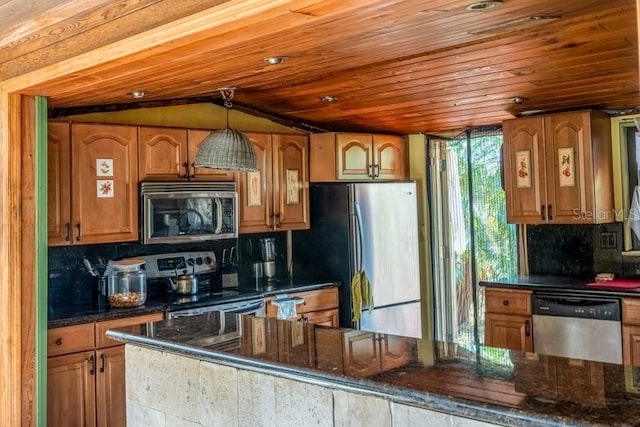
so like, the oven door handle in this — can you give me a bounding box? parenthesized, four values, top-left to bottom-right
(223, 300, 265, 315)
(214, 198, 223, 235)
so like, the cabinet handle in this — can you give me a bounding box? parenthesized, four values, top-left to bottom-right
(525, 319, 531, 337)
(541, 205, 546, 221)
(270, 213, 276, 230)
(502, 299, 509, 306)
(64, 223, 71, 242)
(547, 204, 553, 220)
(368, 164, 374, 178)
(100, 353, 105, 373)
(55, 338, 63, 346)
(275, 214, 281, 228)
(182, 162, 189, 179)
(190, 162, 197, 180)
(75, 223, 81, 242)
(89, 355, 95, 375)
(373, 164, 380, 178)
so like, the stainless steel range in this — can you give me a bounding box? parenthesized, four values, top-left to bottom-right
(132, 251, 264, 318)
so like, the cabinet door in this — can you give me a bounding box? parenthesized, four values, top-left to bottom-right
(278, 320, 315, 367)
(544, 112, 594, 223)
(48, 351, 96, 427)
(343, 331, 381, 377)
(484, 313, 532, 352)
(502, 116, 547, 224)
(187, 130, 237, 181)
(70, 123, 138, 244)
(48, 122, 72, 246)
(272, 134, 310, 230)
(372, 135, 406, 179)
(300, 308, 339, 327)
(138, 126, 188, 180)
(623, 325, 640, 366)
(237, 133, 273, 233)
(337, 133, 373, 180)
(96, 346, 126, 427)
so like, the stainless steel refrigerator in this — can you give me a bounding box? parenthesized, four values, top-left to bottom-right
(292, 181, 422, 338)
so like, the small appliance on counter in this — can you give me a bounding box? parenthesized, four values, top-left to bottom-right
(259, 237, 277, 280)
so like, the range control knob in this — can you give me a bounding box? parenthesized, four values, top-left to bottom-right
(195, 257, 203, 265)
(204, 256, 213, 265)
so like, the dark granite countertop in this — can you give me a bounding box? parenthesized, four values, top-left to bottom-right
(480, 275, 640, 297)
(48, 279, 338, 328)
(108, 313, 640, 427)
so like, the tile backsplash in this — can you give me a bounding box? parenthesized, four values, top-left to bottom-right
(526, 222, 639, 279)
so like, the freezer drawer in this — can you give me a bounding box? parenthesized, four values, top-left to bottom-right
(359, 301, 422, 339)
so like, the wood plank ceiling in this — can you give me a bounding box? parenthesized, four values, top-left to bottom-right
(2, 0, 639, 135)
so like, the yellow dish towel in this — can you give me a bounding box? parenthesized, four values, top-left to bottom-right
(351, 270, 373, 321)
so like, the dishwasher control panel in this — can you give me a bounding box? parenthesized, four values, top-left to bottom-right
(533, 294, 620, 321)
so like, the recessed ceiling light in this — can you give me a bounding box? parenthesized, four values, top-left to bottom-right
(512, 96, 529, 105)
(320, 95, 338, 103)
(466, 1, 502, 11)
(129, 91, 146, 99)
(264, 56, 289, 65)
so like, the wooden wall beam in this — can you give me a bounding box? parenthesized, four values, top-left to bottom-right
(0, 90, 24, 424)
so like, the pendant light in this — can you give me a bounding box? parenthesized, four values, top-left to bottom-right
(194, 87, 258, 171)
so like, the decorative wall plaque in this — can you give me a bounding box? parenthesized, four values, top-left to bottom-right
(286, 169, 300, 204)
(558, 147, 575, 187)
(515, 150, 531, 188)
(247, 171, 262, 207)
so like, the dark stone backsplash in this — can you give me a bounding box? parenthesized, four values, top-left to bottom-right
(48, 232, 288, 308)
(526, 222, 637, 279)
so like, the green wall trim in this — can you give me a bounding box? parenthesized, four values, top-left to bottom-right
(35, 96, 48, 427)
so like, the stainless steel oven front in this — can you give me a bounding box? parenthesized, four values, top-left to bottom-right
(141, 181, 238, 244)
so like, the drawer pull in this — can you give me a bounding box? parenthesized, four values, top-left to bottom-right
(502, 300, 509, 306)
(100, 353, 106, 373)
(89, 355, 95, 375)
(55, 338, 63, 346)
(525, 319, 531, 337)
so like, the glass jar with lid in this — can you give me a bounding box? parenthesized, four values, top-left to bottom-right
(107, 259, 147, 307)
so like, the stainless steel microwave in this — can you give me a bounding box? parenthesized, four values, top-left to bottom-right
(140, 182, 238, 244)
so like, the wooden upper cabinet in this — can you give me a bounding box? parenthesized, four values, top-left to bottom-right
(503, 110, 613, 224)
(310, 132, 407, 182)
(187, 129, 236, 181)
(137, 127, 235, 181)
(272, 134, 309, 231)
(48, 122, 72, 245)
(237, 133, 309, 233)
(138, 126, 188, 180)
(71, 123, 139, 244)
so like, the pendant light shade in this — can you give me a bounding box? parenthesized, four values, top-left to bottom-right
(194, 128, 258, 171)
(194, 88, 258, 172)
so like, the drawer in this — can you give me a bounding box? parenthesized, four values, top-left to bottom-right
(623, 299, 640, 325)
(295, 288, 339, 314)
(95, 312, 164, 348)
(47, 323, 95, 357)
(265, 287, 339, 317)
(485, 288, 531, 316)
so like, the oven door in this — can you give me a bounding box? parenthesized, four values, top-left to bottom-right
(141, 182, 238, 244)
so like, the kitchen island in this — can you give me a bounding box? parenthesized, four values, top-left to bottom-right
(108, 313, 640, 427)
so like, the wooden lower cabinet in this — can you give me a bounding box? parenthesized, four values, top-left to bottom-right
(484, 313, 533, 352)
(47, 312, 163, 427)
(484, 288, 532, 352)
(48, 351, 97, 427)
(343, 331, 414, 377)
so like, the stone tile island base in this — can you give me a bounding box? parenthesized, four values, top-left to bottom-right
(125, 345, 495, 427)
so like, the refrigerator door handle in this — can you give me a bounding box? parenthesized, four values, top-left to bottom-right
(354, 203, 364, 271)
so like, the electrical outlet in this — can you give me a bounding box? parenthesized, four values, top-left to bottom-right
(600, 232, 617, 249)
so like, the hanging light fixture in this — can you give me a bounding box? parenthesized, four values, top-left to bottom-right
(194, 87, 258, 171)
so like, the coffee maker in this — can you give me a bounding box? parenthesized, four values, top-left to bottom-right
(259, 237, 277, 280)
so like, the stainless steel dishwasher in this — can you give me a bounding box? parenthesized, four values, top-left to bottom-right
(532, 294, 622, 364)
